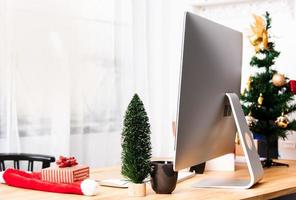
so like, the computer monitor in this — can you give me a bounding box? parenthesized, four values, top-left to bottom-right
(174, 12, 263, 189)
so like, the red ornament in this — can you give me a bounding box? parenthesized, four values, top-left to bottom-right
(289, 80, 296, 94)
(56, 156, 78, 168)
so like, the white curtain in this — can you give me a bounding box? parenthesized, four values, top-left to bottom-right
(0, 0, 186, 167)
(125, 0, 186, 157)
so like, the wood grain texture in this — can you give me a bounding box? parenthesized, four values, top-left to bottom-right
(1, 160, 296, 200)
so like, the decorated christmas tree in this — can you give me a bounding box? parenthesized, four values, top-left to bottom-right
(241, 12, 296, 167)
(121, 94, 152, 183)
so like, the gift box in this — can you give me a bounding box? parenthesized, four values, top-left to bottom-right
(41, 165, 89, 183)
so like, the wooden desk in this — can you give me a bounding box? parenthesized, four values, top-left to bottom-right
(1, 160, 296, 200)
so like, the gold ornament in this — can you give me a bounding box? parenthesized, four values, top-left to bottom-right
(235, 133, 240, 145)
(245, 112, 257, 127)
(275, 112, 289, 128)
(257, 93, 264, 107)
(249, 14, 268, 52)
(246, 76, 253, 91)
(272, 73, 286, 87)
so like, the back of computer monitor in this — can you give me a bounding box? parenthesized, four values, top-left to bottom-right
(174, 12, 242, 171)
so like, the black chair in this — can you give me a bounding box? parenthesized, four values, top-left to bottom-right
(0, 153, 55, 171)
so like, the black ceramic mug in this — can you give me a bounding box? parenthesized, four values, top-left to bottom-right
(150, 161, 178, 194)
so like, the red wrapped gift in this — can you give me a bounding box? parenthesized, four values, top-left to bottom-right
(290, 80, 296, 94)
(41, 165, 89, 184)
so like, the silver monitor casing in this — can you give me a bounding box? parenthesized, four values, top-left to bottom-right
(174, 12, 263, 189)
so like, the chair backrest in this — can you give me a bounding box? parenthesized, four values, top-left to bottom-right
(0, 153, 55, 172)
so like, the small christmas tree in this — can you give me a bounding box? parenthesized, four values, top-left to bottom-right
(121, 94, 152, 183)
(241, 12, 296, 167)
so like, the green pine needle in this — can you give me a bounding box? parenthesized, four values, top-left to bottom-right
(288, 120, 296, 131)
(265, 11, 272, 30)
(121, 93, 152, 183)
(241, 11, 296, 143)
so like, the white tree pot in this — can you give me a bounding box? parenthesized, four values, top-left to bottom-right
(128, 182, 146, 197)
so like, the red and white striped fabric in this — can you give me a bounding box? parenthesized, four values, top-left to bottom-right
(41, 165, 89, 184)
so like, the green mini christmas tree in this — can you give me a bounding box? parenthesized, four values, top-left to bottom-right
(241, 12, 296, 167)
(121, 94, 152, 183)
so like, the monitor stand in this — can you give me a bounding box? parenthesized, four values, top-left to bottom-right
(192, 93, 264, 189)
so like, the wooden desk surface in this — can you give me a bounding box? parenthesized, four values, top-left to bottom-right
(1, 160, 296, 200)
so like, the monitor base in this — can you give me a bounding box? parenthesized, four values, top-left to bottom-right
(192, 93, 264, 189)
(192, 178, 251, 189)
